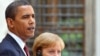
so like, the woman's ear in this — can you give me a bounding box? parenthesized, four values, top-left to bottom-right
(36, 50, 42, 56)
(6, 18, 14, 28)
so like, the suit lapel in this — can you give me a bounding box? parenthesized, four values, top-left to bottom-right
(5, 34, 25, 56)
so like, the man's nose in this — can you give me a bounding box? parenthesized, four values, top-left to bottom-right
(29, 17, 35, 25)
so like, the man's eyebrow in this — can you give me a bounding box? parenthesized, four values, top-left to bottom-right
(32, 13, 35, 15)
(22, 14, 30, 17)
(22, 14, 35, 18)
(23, 14, 34, 16)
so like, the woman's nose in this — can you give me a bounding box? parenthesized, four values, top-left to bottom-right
(53, 52, 60, 56)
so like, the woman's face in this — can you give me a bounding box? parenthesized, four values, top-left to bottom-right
(42, 43, 62, 56)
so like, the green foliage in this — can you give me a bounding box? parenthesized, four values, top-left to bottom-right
(58, 18, 84, 28)
(60, 33, 69, 42)
(62, 49, 69, 56)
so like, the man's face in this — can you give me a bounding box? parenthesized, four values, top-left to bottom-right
(42, 43, 62, 56)
(8, 5, 36, 41)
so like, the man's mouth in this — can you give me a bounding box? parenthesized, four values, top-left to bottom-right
(27, 27, 35, 31)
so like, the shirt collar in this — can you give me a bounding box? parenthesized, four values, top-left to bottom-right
(8, 30, 25, 49)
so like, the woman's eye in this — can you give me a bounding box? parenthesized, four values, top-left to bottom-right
(49, 51, 54, 53)
(58, 51, 61, 53)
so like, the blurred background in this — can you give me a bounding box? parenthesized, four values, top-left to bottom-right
(0, 0, 100, 56)
(28, 0, 84, 56)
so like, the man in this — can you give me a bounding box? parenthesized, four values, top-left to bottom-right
(0, 0, 36, 56)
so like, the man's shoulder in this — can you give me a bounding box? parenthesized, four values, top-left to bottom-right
(0, 41, 23, 56)
(0, 34, 15, 49)
(0, 37, 13, 50)
(0, 37, 25, 56)
(0, 35, 18, 54)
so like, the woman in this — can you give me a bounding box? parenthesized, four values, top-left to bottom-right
(32, 32, 65, 56)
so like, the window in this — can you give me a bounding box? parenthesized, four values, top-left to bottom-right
(28, 0, 85, 56)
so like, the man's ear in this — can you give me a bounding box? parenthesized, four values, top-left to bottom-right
(6, 18, 14, 28)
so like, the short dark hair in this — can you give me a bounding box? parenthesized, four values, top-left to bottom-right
(5, 0, 30, 20)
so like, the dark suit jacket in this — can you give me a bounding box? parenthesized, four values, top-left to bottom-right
(0, 34, 25, 56)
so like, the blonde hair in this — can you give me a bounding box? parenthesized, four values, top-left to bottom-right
(32, 32, 65, 56)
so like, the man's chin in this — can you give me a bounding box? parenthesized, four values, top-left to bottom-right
(28, 34, 34, 38)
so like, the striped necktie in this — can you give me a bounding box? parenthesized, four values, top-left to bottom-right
(24, 45, 30, 56)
